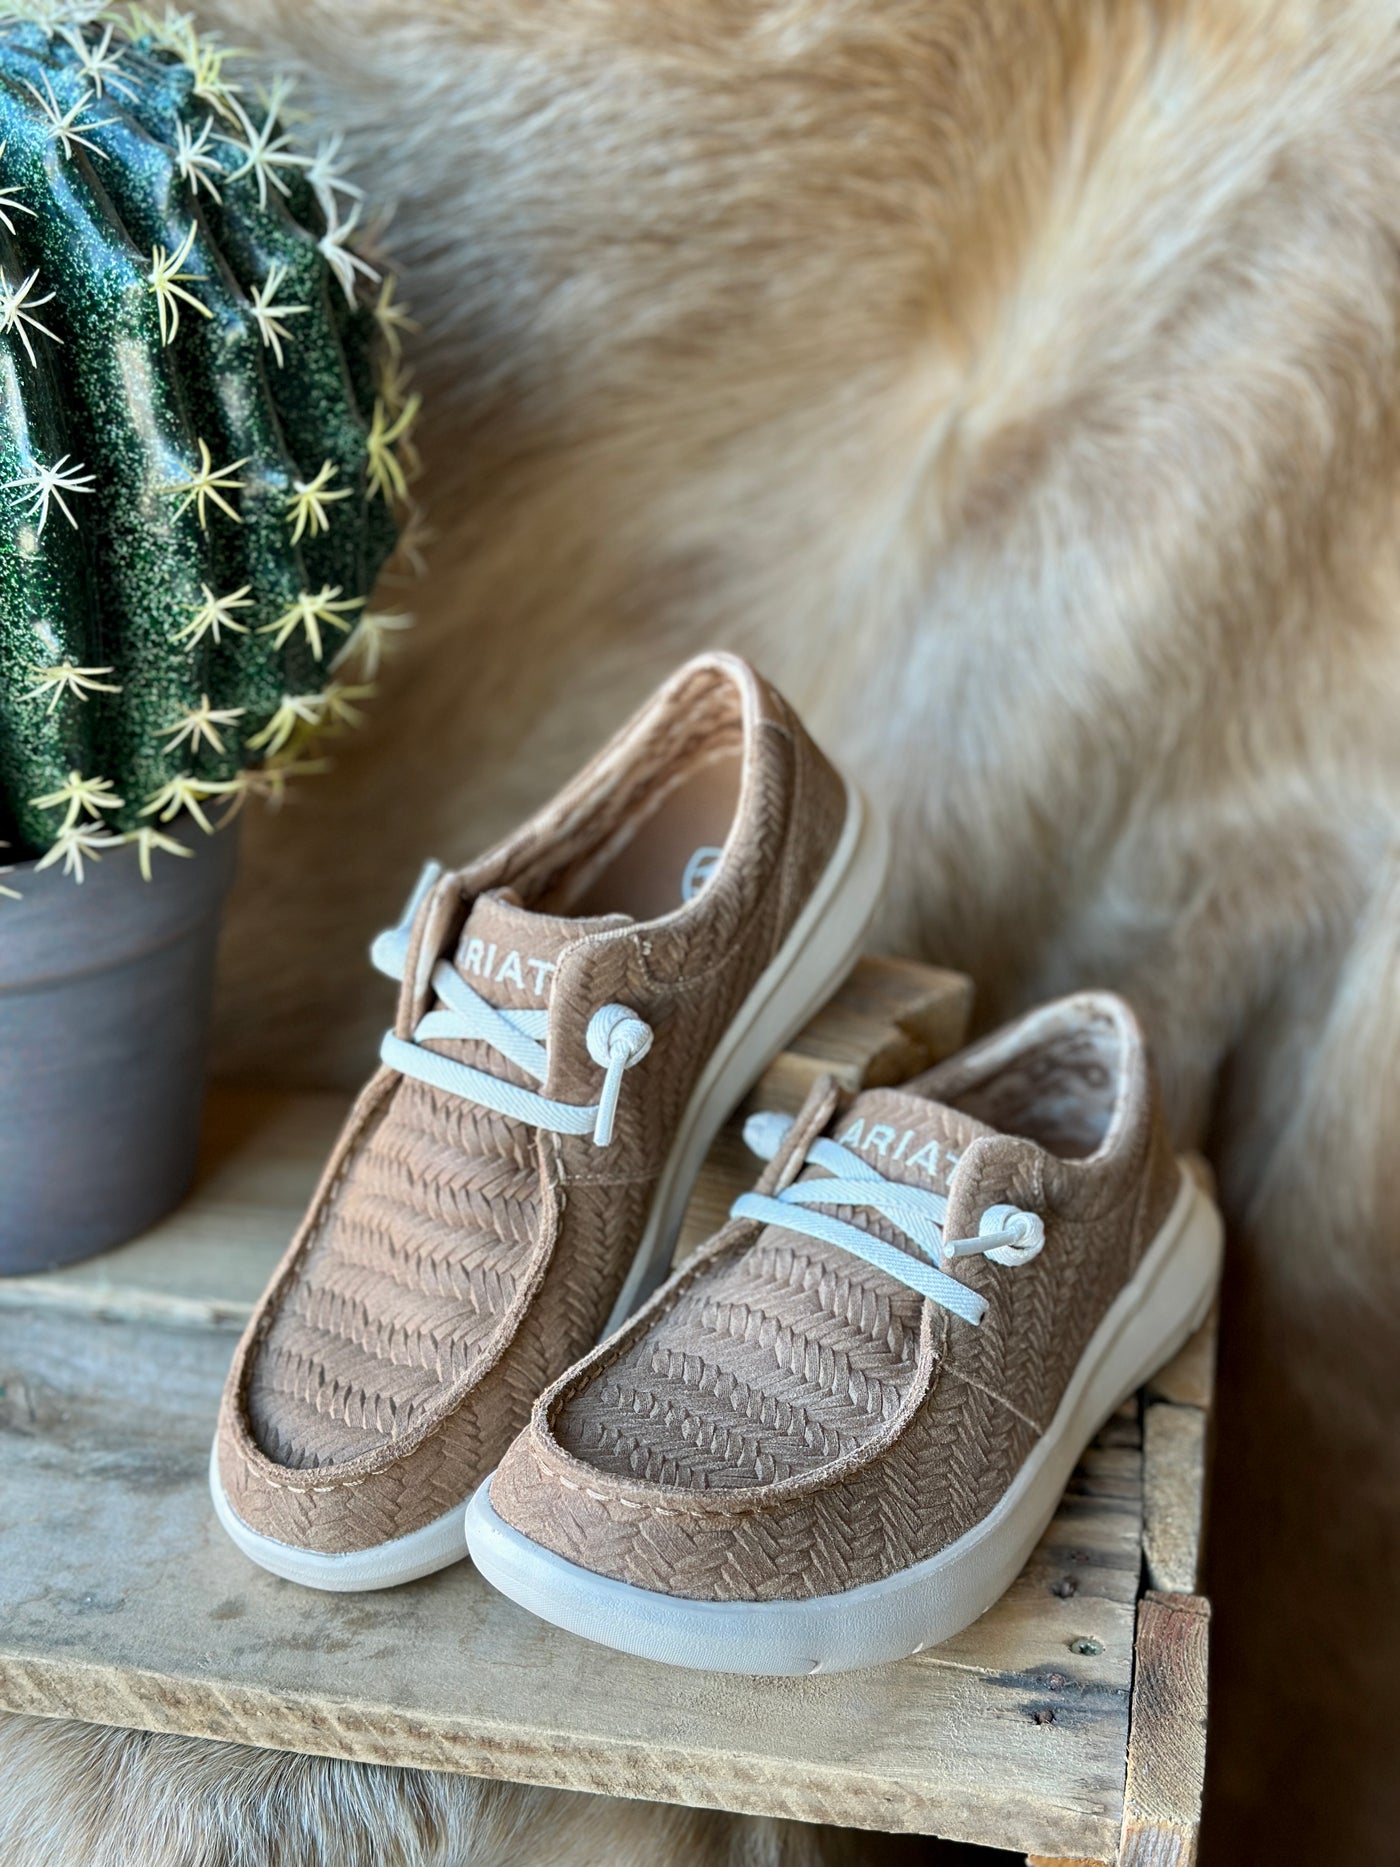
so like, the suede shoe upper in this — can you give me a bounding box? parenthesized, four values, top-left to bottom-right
(488, 994, 1182, 1602)
(215, 653, 849, 1556)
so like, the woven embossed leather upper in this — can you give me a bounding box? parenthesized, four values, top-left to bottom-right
(489, 994, 1182, 1602)
(244, 894, 629, 1471)
(215, 654, 848, 1555)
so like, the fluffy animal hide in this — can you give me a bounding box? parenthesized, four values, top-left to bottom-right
(90, 2, 1397, 1862)
(0, 1715, 902, 1867)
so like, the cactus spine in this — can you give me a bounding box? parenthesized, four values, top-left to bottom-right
(0, 3, 419, 888)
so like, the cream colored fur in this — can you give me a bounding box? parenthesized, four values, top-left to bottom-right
(13, 3, 1398, 1863)
(0, 1717, 885, 1867)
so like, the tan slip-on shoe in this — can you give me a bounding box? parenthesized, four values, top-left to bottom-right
(211, 654, 887, 1590)
(467, 993, 1223, 1673)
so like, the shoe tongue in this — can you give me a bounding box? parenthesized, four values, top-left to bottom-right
(452, 889, 631, 1012)
(824, 1086, 996, 1197)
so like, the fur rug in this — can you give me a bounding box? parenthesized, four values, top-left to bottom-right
(0, 1715, 935, 1867)
(17, 3, 1396, 1863)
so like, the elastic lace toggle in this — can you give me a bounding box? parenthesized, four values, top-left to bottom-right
(584, 1004, 653, 1146)
(942, 1203, 1045, 1267)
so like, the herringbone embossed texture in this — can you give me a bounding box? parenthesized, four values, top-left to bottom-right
(491, 997, 1184, 1602)
(250, 1093, 539, 1466)
(216, 654, 850, 1556)
(551, 1101, 981, 1492)
(246, 903, 612, 1473)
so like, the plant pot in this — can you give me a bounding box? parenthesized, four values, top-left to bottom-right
(0, 822, 239, 1273)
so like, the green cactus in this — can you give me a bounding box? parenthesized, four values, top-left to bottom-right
(0, 2, 420, 886)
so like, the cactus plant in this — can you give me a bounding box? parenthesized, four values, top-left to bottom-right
(0, 2, 420, 889)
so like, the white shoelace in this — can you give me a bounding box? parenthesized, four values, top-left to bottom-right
(734, 1111, 1045, 1327)
(371, 863, 653, 1148)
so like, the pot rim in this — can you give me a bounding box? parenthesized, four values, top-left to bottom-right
(0, 814, 240, 992)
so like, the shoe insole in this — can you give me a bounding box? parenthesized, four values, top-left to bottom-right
(547, 746, 743, 922)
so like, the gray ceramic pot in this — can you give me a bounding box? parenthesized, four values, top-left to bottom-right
(0, 822, 238, 1273)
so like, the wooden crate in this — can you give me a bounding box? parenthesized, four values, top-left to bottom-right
(0, 959, 1212, 1865)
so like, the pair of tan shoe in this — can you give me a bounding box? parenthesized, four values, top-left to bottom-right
(211, 655, 1221, 1676)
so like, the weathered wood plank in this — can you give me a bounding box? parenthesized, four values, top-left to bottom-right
(1142, 1405, 1207, 1595)
(0, 1300, 1139, 1856)
(785, 955, 973, 1085)
(1145, 1311, 1216, 1413)
(1026, 1855, 1109, 1865)
(1118, 1594, 1209, 1867)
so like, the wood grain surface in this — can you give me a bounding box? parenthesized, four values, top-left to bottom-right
(0, 1297, 1143, 1855)
(1118, 1594, 1209, 1866)
(1142, 1406, 1207, 1596)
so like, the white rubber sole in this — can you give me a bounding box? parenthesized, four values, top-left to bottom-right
(207, 1443, 470, 1591)
(210, 783, 887, 1593)
(465, 1168, 1223, 1674)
